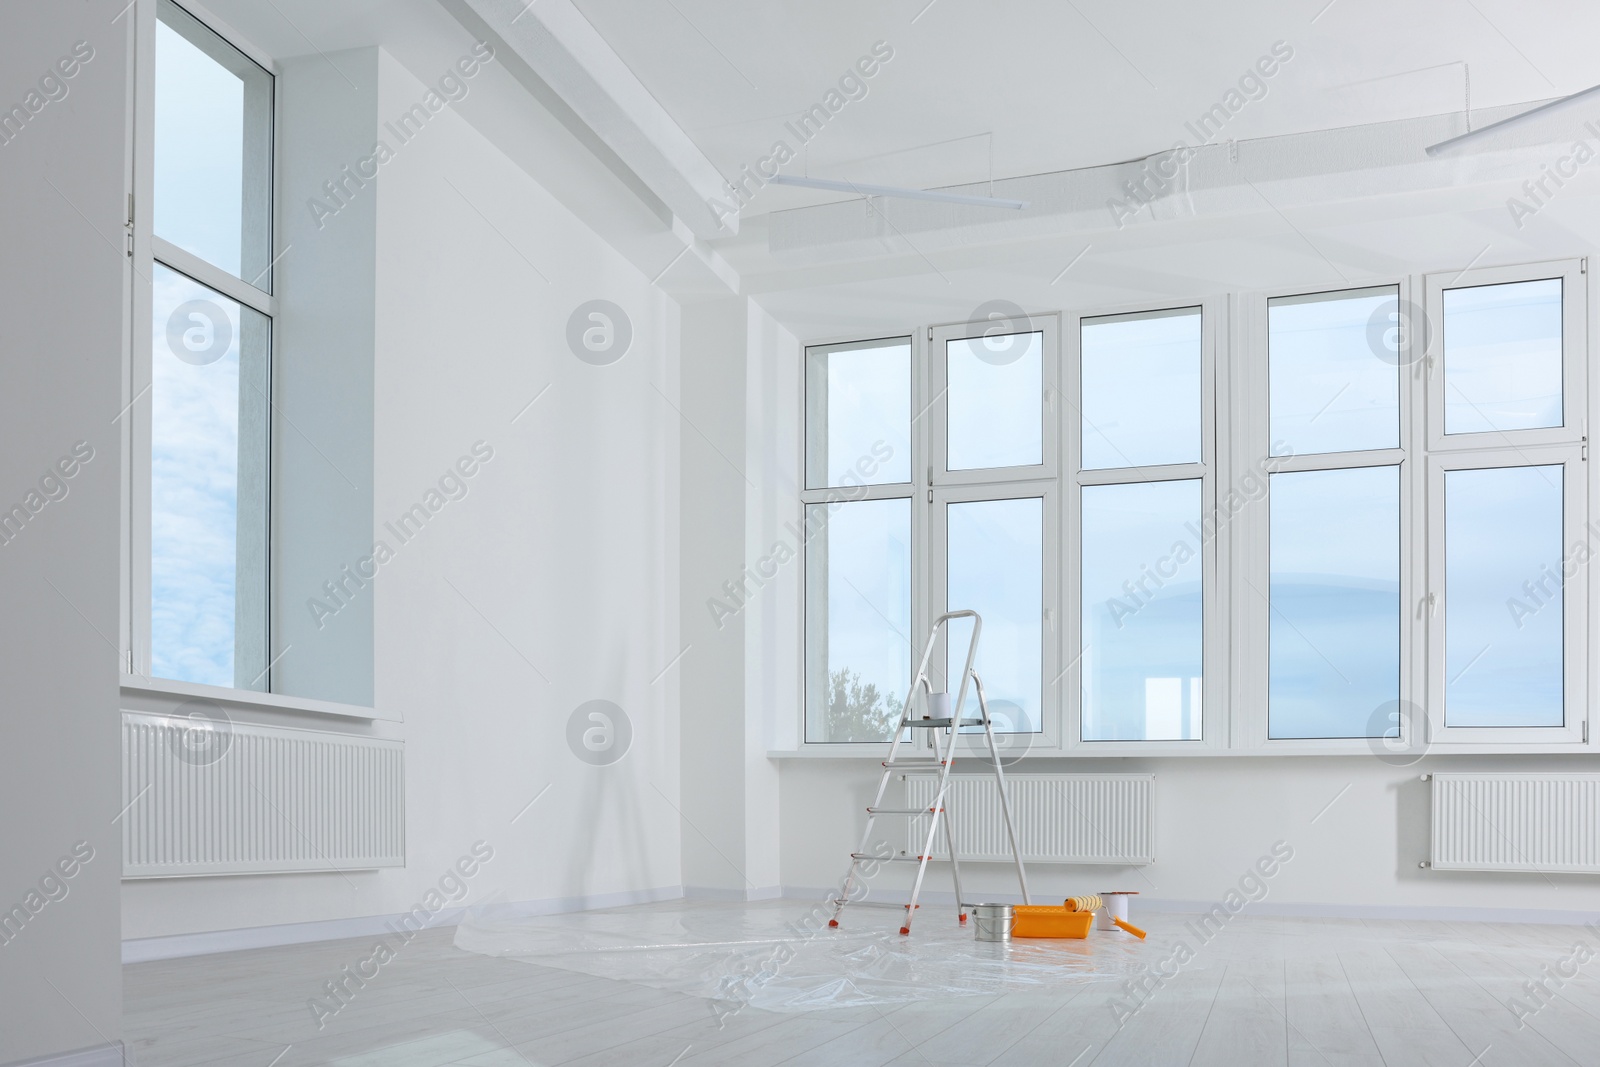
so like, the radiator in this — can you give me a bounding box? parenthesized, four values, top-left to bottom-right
(122, 712, 405, 878)
(1430, 773, 1600, 874)
(903, 773, 1154, 865)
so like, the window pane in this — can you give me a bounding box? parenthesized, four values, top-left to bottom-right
(945, 498, 1042, 734)
(1268, 467, 1400, 738)
(1081, 480, 1202, 740)
(1269, 288, 1399, 455)
(151, 264, 269, 689)
(805, 339, 911, 489)
(946, 332, 1042, 470)
(155, 0, 273, 284)
(1082, 309, 1200, 470)
(1444, 465, 1563, 727)
(805, 499, 911, 742)
(1443, 279, 1562, 435)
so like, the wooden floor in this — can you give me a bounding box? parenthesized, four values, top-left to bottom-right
(125, 901, 1600, 1066)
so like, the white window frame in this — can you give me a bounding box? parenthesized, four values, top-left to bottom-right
(1235, 280, 1419, 753)
(928, 479, 1062, 754)
(793, 260, 1593, 757)
(1065, 299, 1224, 752)
(127, 0, 280, 693)
(1424, 260, 1587, 453)
(1425, 448, 1585, 744)
(799, 334, 920, 749)
(1422, 259, 1588, 745)
(928, 315, 1062, 753)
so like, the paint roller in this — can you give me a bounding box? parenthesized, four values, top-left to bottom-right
(1065, 895, 1147, 939)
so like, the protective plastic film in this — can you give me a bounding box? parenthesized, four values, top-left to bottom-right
(453, 899, 1145, 1013)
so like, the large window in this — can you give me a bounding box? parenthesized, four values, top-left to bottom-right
(135, 0, 275, 690)
(801, 258, 1587, 753)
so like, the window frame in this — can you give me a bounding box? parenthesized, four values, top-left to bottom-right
(1065, 298, 1224, 752)
(799, 333, 921, 750)
(794, 262, 1591, 757)
(1235, 280, 1419, 753)
(929, 315, 1062, 754)
(1422, 259, 1588, 745)
(1425, 447, 1585, 745)
(1424, 260, 1586, 453)
(127, 0, 280, 694)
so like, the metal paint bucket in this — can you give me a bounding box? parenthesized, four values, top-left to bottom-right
(971, 903, 1014, 942)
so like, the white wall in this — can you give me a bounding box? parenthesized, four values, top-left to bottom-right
(122, 47, 682, 940)
(0, 3, 127, 1063)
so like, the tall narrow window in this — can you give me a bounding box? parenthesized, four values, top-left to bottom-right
(1425, 260, 1584, 742)
(803, 337, 914, 742)
(145, 0, 274, 689)
(1265, 288, 1403, 740)
(932, 316, 1057, 746)
(1078, 307, 1206, 742)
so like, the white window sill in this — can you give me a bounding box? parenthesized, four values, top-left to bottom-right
(769, 739, 1599, 759)
(120, 675, 391, 722)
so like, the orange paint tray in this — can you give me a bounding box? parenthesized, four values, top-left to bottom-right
(1010, 905, 1094, 939)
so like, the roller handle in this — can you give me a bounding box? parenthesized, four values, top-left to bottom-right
(1113, 917, 1147, 939)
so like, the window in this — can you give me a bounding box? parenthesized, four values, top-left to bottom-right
(1264, 288, 1403, 740)
(1424, 260, 1586, 743)
(135, 0, 275, 690)
(799, 259, 1587, 754)
(931, 316, 1058, 749)
(1074, 307, 1211, 744)
(803, 339, 914, 742)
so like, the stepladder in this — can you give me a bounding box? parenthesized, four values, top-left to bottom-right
(828, 610, 1031, 935)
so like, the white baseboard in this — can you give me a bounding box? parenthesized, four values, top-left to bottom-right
(121, 885, 684, 963)
(4, 1043, 127, 1067)
(682, 885, 784, 902)
(780, 886, 1600, 927)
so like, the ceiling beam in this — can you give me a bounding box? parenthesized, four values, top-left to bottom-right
(455, 0, 734, 240)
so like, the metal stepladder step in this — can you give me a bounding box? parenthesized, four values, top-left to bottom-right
(828, 610, 1031, 935)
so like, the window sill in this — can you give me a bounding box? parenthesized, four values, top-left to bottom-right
(769, 739, 1599, 759)
(120, 675, 391, 722)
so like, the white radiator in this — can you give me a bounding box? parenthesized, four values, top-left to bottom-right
(122, 712, 405, 878)
(1430, 773, 1600, 873)
(903, 773, 1154, 865)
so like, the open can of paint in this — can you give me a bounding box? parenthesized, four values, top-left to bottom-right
(971, 903, 1014, 942)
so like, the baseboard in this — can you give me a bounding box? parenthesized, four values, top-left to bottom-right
(4, 1043, 127, 1067)
(780, 885, 1600, 927)
(682, 885, 784, 902)
(122, 885, 684, 963)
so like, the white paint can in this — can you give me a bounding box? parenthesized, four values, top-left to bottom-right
(1099, 891, 1137, 931)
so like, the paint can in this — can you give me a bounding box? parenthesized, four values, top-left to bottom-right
(971, 903, 1014, 942)
(1099, 891, 1137, 931)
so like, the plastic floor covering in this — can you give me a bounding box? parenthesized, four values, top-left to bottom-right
(453, 898, 1147, 1012)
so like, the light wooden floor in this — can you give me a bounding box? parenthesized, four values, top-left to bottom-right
(125, 901, 1600, 1066)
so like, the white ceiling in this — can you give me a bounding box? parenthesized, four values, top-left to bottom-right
(193, 0, 1600, 330)
(569, 0, 1600, 213)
